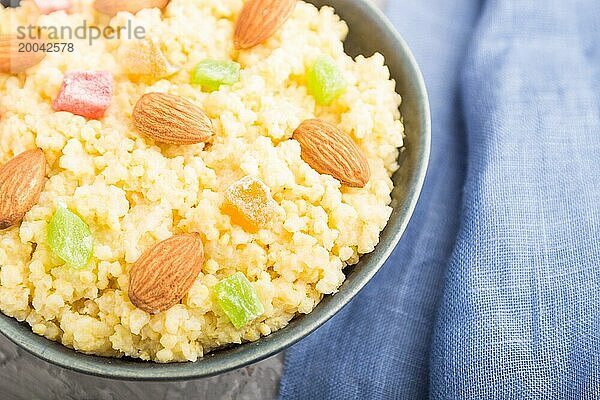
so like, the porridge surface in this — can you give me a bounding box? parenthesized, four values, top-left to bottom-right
(0, 0, 403, 362)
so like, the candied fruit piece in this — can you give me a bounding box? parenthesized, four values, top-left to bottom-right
(117, 39, 176, 78)
(52, 71, 113, 120)
(222, 176, 276, 233)
(213, 272, 264, 329)
(191, 60, 241, 92)
(47, 206, 93, 269)
(306, 55, 347, 106)
(34, 0, 72, 14)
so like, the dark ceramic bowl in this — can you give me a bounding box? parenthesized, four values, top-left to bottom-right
(0, 0, 430, 380)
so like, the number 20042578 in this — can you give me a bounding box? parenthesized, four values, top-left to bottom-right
(18, 42, 74, 53)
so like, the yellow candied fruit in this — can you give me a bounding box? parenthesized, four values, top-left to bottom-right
(222, 176, 276, 233)
(117, 38, 176, 78)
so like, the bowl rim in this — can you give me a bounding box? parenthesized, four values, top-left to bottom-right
(0, 0, 431, 381)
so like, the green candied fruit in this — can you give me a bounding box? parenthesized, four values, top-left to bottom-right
(213, 272, 264, 329)
(191, 59, 241, 92)
(47, 206, 93, 269)
(306, 55, 347, 106)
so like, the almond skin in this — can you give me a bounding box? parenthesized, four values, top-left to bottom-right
(0, 35, 46, 74)
(129, 233, 204, 314)
(133, 92, 214, 145)
(93, 0, 169, 15)
(293, 119, 371, 188)
(0, 149, 46, 230)
(234, 0, 297, 50)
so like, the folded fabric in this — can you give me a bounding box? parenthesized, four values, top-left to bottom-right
(431, 0, 600, 398)
(280, 0, 480, 398)
(281, 0, 600, 399)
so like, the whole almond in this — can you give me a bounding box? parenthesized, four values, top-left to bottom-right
(129, 233, 204, 314)
(293, 119, 371, 188)
(133, 92, 214, 145)
(0, 149, 46, 230)
(0, 35, 46, 74)
(234, 0, 297, 50)
(93, 0, 169, 16)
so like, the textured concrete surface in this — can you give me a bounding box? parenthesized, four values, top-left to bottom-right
(0, 1, 385, 399)
(0, 334, 284, 400)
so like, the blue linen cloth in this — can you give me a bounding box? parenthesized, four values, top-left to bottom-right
(280, 1, 600, 399)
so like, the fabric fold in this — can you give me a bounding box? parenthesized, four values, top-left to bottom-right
(430, 1, 600, 398)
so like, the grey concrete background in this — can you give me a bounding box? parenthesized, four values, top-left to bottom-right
(0, 335, 284, 400)
(0, 1, 386, 399)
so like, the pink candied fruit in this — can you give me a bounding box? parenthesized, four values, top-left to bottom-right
(52, 71, 113, 120)
(34, 0, 72, 14)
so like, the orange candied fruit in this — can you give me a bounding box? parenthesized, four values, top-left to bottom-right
(222, 176, 276, 233)
(117, 38, 175, 78)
